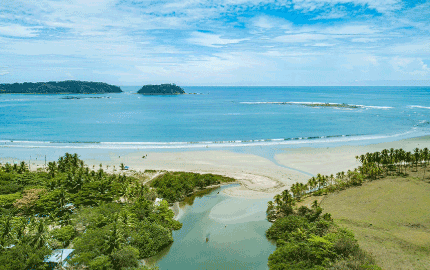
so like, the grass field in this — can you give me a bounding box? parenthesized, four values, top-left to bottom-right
(314, 168, 430, 270)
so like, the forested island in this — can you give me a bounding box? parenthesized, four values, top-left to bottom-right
(137, 84, 185, 95)
(0, 81, 122, 94)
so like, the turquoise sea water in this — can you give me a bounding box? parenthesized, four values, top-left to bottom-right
(1, 86, 429, 150)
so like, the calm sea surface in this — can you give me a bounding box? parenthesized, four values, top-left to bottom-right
(1, 86, 429, 148)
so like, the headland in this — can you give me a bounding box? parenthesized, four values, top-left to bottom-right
(0, 80, 122, 94)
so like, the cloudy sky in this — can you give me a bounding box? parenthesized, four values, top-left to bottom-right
(0, 0, 429, 86)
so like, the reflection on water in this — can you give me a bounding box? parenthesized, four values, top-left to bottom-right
(181, 186, 220, 206)
(151, 184, 276, 270)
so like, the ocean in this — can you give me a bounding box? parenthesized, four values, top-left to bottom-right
(1, 86, 429, 152)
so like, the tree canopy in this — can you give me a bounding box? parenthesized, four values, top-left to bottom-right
(0, 81, 122, 94)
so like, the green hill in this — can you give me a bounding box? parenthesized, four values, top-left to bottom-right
(0, 80, 122, 94)
(137, 84, 185, 95)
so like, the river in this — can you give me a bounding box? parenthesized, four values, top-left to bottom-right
(149, 184, 276, 270)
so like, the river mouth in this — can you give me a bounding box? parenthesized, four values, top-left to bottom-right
(146, 184, 276, 270)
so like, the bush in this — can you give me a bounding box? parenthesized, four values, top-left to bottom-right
(131, 221, 173, 258)
(110, 246, 140, 269)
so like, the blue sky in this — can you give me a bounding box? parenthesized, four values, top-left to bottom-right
(0, 0, 429, 86)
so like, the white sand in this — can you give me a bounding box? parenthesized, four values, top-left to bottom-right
(275, 136, 430, 177)
(108, 136, 430, 199)
(4, 136, 430, 200)
(99, 150, 308, 199)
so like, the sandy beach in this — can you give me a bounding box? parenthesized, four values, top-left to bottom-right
(3, 136, 430, 199)
(82, 136, 430, 199)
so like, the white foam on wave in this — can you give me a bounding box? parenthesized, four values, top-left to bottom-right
(410, 105, 430, 110)
(241, 101, 393, 109)
(0, 129, 422, 150)
(0, 99, 29, 102)
(9, 140, 50, 144)
(360, 105, 393, 109)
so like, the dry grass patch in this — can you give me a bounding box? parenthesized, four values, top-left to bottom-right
(320, 176, 430, 270)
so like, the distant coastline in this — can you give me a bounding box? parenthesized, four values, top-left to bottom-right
(0, 80, 122, 94)
(137, 83, 185, 95)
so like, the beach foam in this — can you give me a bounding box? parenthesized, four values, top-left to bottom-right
(410, 105, 430, 110)
(240, 101, 393, 109)
(0, 128, 424, 150)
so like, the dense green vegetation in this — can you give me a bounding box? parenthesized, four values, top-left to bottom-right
(287, 147, 430, 199)
(0, 153, 180, 270)
(150, 172, 235, 203)
(0, 81, 122, 94)
(266, 192, 380, 269)
(266, 147, 430, 269)
(137, 84, 185, 95)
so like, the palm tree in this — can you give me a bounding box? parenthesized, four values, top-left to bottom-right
(19, 161, 27, 173)
(29, 219, 48, 248)
(424, 148, 429, 166)
(405, 152, 412, 174)
(47, 161, 57, 178)
(307, 177, 317, 192)
(0, 216, 13, 248)
(414, 148, 420, 171)
(390, 148, 395, 164)
(266, 201, 276, 221)
(422, 148, 429, 180)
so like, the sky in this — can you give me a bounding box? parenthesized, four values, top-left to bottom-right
(0, 0, 429, 86)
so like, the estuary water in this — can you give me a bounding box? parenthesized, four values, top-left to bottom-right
(1, 86, 429, 151)
(152, 184, 276, 270)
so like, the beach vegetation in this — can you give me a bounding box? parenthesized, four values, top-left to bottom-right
(267, 147, 430, 269)
(0, 153, 179, 270)
(266, 193, 379, 269)
(150, 171, 235, 203)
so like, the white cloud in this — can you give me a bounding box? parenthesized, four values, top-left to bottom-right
(391, 41, 430, 55)
(0, 67, 9, 76)
(290, 0, 402, 14)
(323, 25, 378, 35)
(253, 16, 276, 29)
(274, 33, 327, 43)
(312, 43, 335, 47)
(0, 0, 429, 85)
(251, 15, 293, 30)
(390, 57, 430, 76)
(187, 32, 248, 47)
(351, 37, 378, 43)
(312, 6, 348, 20)
(0, 24, 40, 37)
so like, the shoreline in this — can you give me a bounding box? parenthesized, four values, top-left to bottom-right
(2, 136, 430, 200)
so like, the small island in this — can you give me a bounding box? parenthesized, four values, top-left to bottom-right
(297, 102, 360, 109)
(243, 101, 361, 109)
(0, 80, 122, 94)
(137, 83, 185, 95)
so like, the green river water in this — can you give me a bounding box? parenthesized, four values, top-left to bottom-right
(151, 184, 276, 270)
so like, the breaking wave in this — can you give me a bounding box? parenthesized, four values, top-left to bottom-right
(0, 130, 421, 150)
